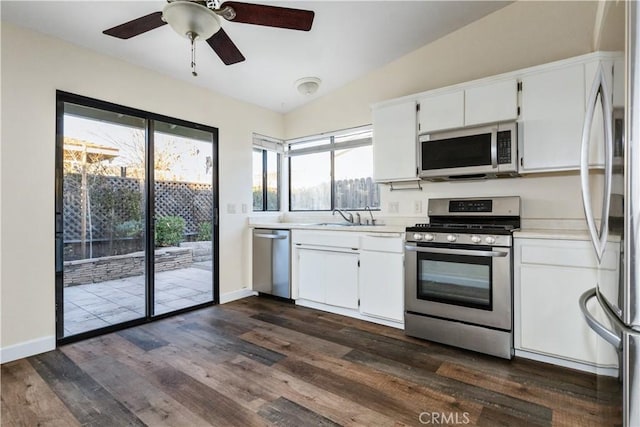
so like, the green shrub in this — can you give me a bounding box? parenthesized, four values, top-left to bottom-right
(155, 215, 185, 247)
(115, 220, 143, 238)
(196, 221, 212, 241)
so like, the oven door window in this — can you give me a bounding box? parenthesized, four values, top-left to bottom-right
(417, 251, 492, 310)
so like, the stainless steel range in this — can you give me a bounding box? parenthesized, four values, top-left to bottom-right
(404, 196, 520, 359)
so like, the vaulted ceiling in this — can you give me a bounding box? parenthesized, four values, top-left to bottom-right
(2, 1, 511, 113)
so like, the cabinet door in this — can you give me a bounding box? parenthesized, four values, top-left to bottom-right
(297, 249, 326, 303)
(324, 251, 359, 309)
(465, 79, 518, 127)
(519, 63, 586, 172)
(359, 251, 403, 322)
(612, 57, 624, 108)
(518, 264, 618, 367)
(372, 101, 417, 182)
(418, 91, 464, 133)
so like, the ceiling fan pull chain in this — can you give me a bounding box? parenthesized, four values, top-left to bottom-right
(188, 31, 198, 77)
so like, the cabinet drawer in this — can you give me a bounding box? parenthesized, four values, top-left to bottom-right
(360, 234, 403, 253)
(292, 230, 360, 249)
(519, 239, 618, 270)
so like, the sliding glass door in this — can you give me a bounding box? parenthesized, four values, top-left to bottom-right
(152, 121, 215, 315)
(55, 92, 218, 343)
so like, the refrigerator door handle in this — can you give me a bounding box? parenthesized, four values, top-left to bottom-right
(579, 287, 622, 350)
(580, 64, 614, 262)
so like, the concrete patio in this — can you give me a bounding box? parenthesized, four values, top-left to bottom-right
(63, 263, 213, 337)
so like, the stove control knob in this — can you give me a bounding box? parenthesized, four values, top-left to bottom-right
(446, 234, 457, 243)
(471, 235, 482, 244)
(424, 233, 435, 242)
(485, 236, 496, 245)
(413, 233, 423, 241)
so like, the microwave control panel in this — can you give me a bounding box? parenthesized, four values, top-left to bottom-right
(497, 130, 512, 164)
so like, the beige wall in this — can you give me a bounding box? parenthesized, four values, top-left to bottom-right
(283, 1, 623, 224)
(0, 23, 283, 351)
(0, 1, 626, 356)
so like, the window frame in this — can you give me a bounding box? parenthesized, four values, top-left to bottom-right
(287, 126, 379, 212)
(252, 134, 282, 212)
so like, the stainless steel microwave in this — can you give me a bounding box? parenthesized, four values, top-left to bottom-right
(418, 122, 519, 181)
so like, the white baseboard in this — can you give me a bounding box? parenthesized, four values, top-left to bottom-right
(220, 288, 257, 304)
(515, 349, 619, 377)
(1, 335, 56, 364)
(296, 299, 405, 330)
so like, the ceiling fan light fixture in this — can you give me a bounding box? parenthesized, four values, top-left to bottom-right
(296, 77, 321, 96)
(163, 1, 221, 40)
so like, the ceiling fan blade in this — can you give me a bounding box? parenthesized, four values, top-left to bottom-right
(206, 29, 246, 65)
(103, 11, 166, 39)
(220, 2, 314, 31)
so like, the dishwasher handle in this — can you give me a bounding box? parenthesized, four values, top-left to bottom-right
(255, 233, 288, 240)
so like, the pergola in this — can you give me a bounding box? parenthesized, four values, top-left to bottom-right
(63, 138, 120, 258)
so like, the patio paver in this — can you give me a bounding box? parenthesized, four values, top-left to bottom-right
(63, 266, 213, 338)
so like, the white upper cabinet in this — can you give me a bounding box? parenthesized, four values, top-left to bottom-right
(464, 79, 518, 127)
(373, 51, 623, 179)
(613, 57, 624, 108)
(372, 100, 417, 182)
(417, 79, 518, 134)
(519, 54, 622, 173)
(519, 63, 587, 172)
(418, 91, 464, 133)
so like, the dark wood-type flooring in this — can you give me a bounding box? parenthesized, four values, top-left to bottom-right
(1, 297, 622, 426)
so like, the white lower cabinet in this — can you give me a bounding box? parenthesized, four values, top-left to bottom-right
(359, 233, 404, 323)
(297, 248, 359, 309)
(297, 249, 326, 303)
(293, 230, 404, 328)
(324, 251, 359, 309)
(514, 238, 619, 373)
(359, 251, 403, 322)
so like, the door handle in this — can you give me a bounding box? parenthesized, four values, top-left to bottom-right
(579, 288, 621, 350)
(404, 245, 508, 258)
(580, 64, 613, 262)
(490, 129, 498, 168)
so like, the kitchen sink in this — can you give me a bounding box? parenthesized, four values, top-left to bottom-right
(311, 222, 382, 227)
(313, 222, 356, 226)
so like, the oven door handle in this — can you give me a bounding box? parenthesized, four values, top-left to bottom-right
(404, 245, 508, 257)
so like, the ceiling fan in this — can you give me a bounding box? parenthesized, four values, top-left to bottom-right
(103, 0, 314, 75)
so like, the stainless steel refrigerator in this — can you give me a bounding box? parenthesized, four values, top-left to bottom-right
(579, 2, 639, 426)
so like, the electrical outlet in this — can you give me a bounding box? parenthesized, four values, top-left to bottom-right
(227, 203, 236, 214)
(389, 202, 399, 213)
(414, 200, 423, 214)
(241, 203, 248, 214)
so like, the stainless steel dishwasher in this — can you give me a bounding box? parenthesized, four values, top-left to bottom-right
(252, 229, 291, 298)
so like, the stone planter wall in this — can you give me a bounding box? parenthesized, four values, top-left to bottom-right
(179, 241, 213, 262)
(63, 247, 193, 287)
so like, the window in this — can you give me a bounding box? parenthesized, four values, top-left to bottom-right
(288, 126, 380, 211)
(253, 135, 282, 211)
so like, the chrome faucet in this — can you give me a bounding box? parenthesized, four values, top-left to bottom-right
(333, 208, 354, 223)
(364, 206, 376, 225)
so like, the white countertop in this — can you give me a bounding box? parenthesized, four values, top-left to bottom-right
(514, 229, 592, 241)
(249, 222, 406, 234)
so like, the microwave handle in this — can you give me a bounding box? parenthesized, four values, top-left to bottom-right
(490, 128, 498, 168)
